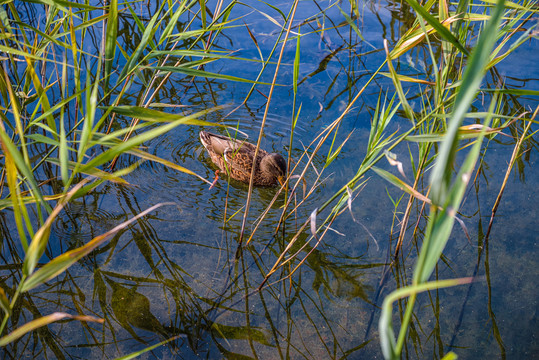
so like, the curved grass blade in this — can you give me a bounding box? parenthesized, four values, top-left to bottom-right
(127, 148, 212, 185)
(372, 167, 431, 205)
(384, 40, 414, 123)
(21, 203, 174, 292)
(59, 53, 69, 187)
(338, 5, 365, 42)
(379, 278, 474, 359)
(46, 158, 130, 185)
(80, 108, 220, 173)
(0, 312, 103, 347)
(149, 49, 267, 63)
(22, 179, 90, 277)
(380, 1, 507, 358)
(117, 3, 165, 82)
(152, 65, 277, 85)
(0, 126, 51, 213)
(159, 0, 190, 45)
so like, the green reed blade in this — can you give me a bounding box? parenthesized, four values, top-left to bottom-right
(46, 158, 129, 185)
(380, 1, 507, 357)
(161, 1, 190, 44)
(104, 105, 222, 126)
(118, 2, 165, 82)
(80, 108, 219, 173)
(22, 179, 88, 277)
(104, 0, 118, 89)
(441, 352, 458, 360)
(372, 167, 431, 205)
(151, 65, 277, 85)
(338, 5, 365, 41)
(384, 40, 415, 123)
(149, 49, 265, 63)
(0, 128, 51, 213)
(2, 143, 29, 249)
(77, 67, 94, 163)
(59, 53, 68, 187)
(293, 26, 300, 95)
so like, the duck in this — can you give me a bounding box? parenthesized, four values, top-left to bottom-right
(199, 131, 287, 186)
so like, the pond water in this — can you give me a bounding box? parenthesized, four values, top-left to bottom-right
(1, 0, 538, 359)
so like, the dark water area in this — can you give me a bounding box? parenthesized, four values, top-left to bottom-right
(1, 0, 538, 359)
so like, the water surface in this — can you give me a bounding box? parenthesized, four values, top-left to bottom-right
(1, 0, 538, 359)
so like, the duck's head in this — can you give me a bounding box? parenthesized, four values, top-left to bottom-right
(260, 153, 287, 185)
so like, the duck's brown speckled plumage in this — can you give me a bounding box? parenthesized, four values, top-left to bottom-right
(199, 131, 287, 186)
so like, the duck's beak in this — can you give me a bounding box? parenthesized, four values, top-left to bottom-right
(278, 176, 285, 186)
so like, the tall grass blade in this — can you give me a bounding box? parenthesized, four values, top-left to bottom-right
(104, 0, 118, 89)
(118, 3, 164, 82)
(78, 62, 100, 164)
(152, 66, 275, 84)
(59, 53, 69, 187)
(384, 40, 414, 123)
(429, 0, 505, 206)
(372, 167, 431, 204)
(80, 108, 219, 173)
(1, 136, 29, 249)
(104, 105, 221, 125)
(159, 1, 189, 45)
(338, 5, 365, 41)
(293, 26, 300, 95)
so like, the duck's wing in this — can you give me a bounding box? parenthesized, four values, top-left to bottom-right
(222, 146, 254, 177)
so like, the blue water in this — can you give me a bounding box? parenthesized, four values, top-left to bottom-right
(1, 0, 538, 359)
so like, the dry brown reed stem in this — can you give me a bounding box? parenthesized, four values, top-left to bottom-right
(394, 145, 432, 258)
(105, 74, 132, 135)
(259, 202, 345, 291)
(205, 0, 225, 50)
(485, 106, 537, 241)
(237, 0, 300, 246)
(245, 162, 327, 247)
(244, 142, 327, 247)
